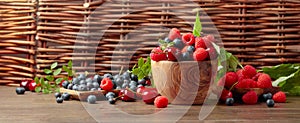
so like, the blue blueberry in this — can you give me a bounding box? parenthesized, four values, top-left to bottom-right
(93, 74, 102, 83)
(78, 73, 86, 80)
(263, 93, 273, 101)
(164, 37, 171, 43)
(122, 71, 131, 80)
(86, 82, 93, 90)
(16, 87, 25, 95)
(187, 46, 195, 53)
(79, 80, 86, 85)
(138, 79, 146, 86)
(78, 84, 88, 91)
(266, 99, 275, 107)
(56, 97, 63, 103)
(182, 52, 192, 60)
(90, 88, 97, 91)
(92, 82, 99, 89)
(106, 92, 115, 99)
(103, 73, 113, 80)
(62, 80, 69, 89)
(72, 84, 79, 91)
(54, 92, 61, 98)
(87, 95, 97, 104)
(72, 78, 79, 85)
(62, 92, 70, 100)
(67, 83, 73, 90)
(131, 74, 138, 82)
(85, 78, 93, 83)
(173, 38, 184, 49)
(225, 98, 234, 106)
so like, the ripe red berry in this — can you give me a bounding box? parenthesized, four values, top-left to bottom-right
(252, 73, 263, 81)
(242, 90, 258, 105)
(168, 28, 181, 41)
(195, 37, 206, 49)
(182, 33, 195, 45)
(28, 82, 37, 92)
(220, 89, 233, 102)
(100, 78, 114, 91)
(242, 65, 257, 79)
(206, 46, 218, 60)
(273, 91, 286, 103)
(257, 73, 272, 88)
(165, 47, 178, 61)
(193, 48, 208, 61)
(119, 89, 135, 102)
(235, 79, 255, 88)
(225, 72, 238, 88)
(150, 47, 167, 62)
(154, 96, 168, 108)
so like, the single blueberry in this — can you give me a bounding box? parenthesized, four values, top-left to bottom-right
(16, 87, 26, 95)
(62, 93, 70, 100)
(173, 38, 184, 49)
(56, 97, 63, 103)
(266, 99, 275, 107)
(54, 92, 61, 98)
(87, 95, 97, 104)
(225, 98, 234, 106)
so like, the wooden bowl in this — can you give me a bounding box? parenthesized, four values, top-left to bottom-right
(151, 60, 217, 105)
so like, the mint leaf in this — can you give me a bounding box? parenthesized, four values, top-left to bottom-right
(262, 64, 300, 79)
(44, 69, 52, 74)
(51, 62, 58, 70)
(35, 86, 41, 93)
(45, 75, 54, 81)
(62, 65, 68, 72)
(193, 11, 202, 37)
(55, 78, 63, 85)
(53, 68, 62, 76)
(68, 60, 72, 68)
(34, 77, 40, 84)
(138, 58, 144, 68)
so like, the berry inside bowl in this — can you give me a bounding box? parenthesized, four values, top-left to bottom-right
(151, 60, 217, 105)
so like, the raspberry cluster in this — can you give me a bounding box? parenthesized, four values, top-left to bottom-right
(218, 65, 287, 107)
(150, 28, 218, 62)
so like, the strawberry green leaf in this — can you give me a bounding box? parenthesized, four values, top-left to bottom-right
(193, 11, 202, 37)
(51, 62, 58, 70)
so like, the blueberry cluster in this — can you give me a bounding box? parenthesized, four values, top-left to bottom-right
(55, 92, 70, 103)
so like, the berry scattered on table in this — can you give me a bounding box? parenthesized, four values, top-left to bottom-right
(142, 88, 159, 104)
(16, 87, 26, 95)
(225, 98, 234, 106)
(273, 91, 286, 103)
(154, 96, 168, 108)
(56, 97, 64, 103)
(54, 92, 61, 98)
(87, 95, 97, 104)
(242, 91, 258, 105)
(220, 89, 233, 102)
(266, 99, 275, 107)
(262, 93, 273, 101)
(100, 78, 114, 91)
(28, 82, 37, 92)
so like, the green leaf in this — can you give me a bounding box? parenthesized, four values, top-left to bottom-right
(53, 68, 62, 76)
(51, 62, 58, 70)
(42, 88, 50, 94)
(137, 73, 144, 80)
(62, 65, 68, 72)
(55, 78, 63, 85)
(34, 77, 40, 84)
(272, 73, 295, 87)
(132, 68, 139, 76)
(44, 69, 52, 74)
(45, 75, 54, 81)
(193, 11, 202, 37)
(138, 58, 144, 68)
(35, 86, 41, 93)
(40, 78, 45, 86)
(262, 64, 300, 79)
(68, 60, 72, 68)
(211, 42, 220, 55)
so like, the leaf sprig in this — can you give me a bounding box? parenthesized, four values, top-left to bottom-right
(131, 57, 152, 81)
(34, 60, 74, 94)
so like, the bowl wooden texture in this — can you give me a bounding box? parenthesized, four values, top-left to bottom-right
(151, 60, 217, 105)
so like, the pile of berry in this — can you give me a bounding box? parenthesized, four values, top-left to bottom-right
(16, 79, 37, 94)
(58, 72, 168, 108)
(150, 28, 218, 62)
(218, 65, 287, 107)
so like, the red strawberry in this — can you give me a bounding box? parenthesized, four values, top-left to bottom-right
(257, 73, 272, 88)
(100, 78, 114, 91)
(242, 90, 258, 105)
(225, 72, 238, 88)
(220, 89, 233, 102)
(150, 47, 167, 62)
(193, 48, 208, 61)
(273, 91, 286, 103)
(195, 37, 206, 49)
(168, 28, 181, 41)
(154, 96, 168, 108)
(242, 65, 257, 79)
(182, 33, 195, 45)
(165, 47, 177, 61)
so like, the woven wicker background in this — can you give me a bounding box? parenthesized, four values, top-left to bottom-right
(1, 0, 300, 85)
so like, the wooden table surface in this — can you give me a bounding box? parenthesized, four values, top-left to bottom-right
(1, 86, 300, 123)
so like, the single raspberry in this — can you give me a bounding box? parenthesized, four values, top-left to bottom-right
(252, 73, 263, 81)
(242, 65, 257, 79)
(235, 79, 255, 88)
(257, 73, 272, 88)
(193, 48, 208, 61)
(150, 47, 167, 62)
(154, 96, 168, 108)
(242, 90, 258, 105)
(164, 47, 178, 61)
(273, 91, 286, 103)
(195, 37, 206, 49)
(220, 89, 233, 102)
(100, 78, 114, 91)
(182, 33, 195, 45)
(168, 28, 181, 41)
(236, 69, 246, 82)
(225, 72, 238, 88)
